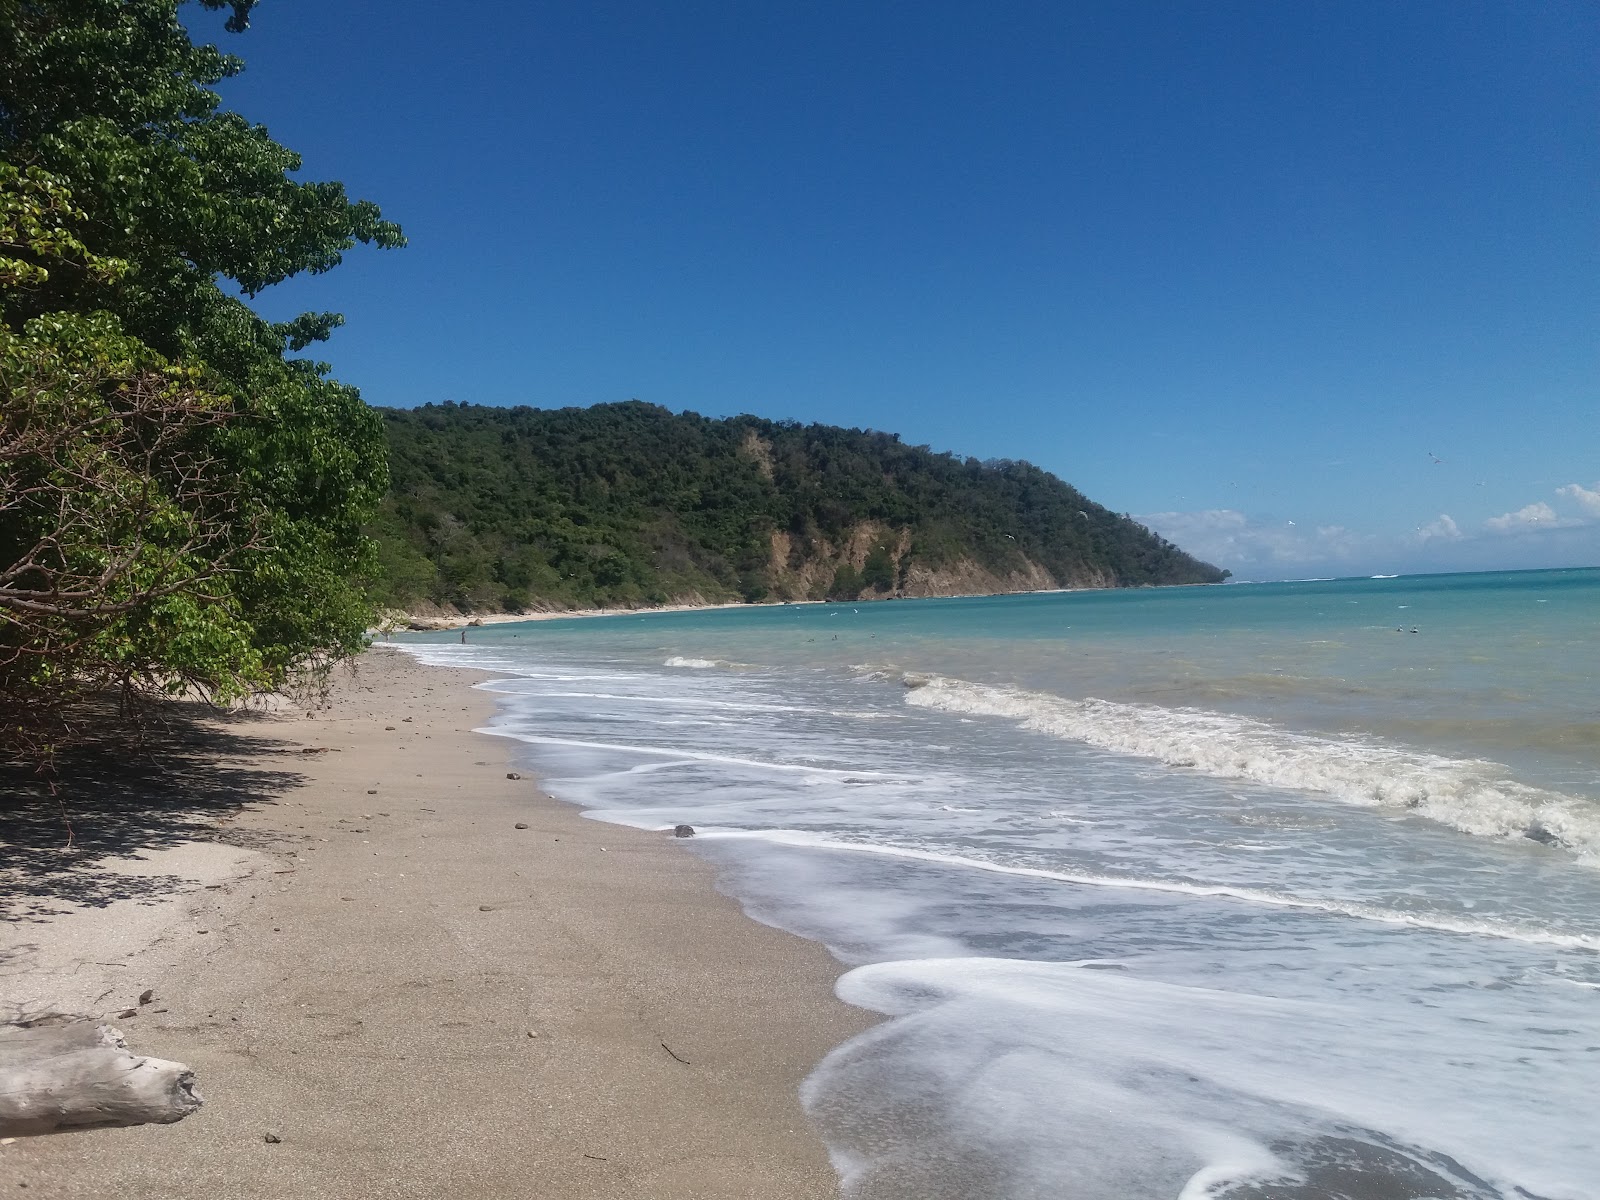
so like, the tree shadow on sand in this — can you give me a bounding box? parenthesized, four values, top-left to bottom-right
(0, 702, 309, 923)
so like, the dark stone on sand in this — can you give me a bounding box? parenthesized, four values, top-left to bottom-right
(506, 772, 522, 780)
(674, 824, 696, 838)
(478, 904, 495, 912)
(514, 822, 529, 830)
(117, 1008, 137, 1019)
(263, 1132, 282, 1144)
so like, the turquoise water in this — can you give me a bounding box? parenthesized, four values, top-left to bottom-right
(465, 568, 1600, 788)
(394, 567, 1600, 1199)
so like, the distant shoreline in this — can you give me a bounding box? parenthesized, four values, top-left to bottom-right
(384, 579, 1234, 632)
(387, 565, 1600, 631)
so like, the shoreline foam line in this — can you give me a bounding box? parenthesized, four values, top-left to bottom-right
(475, 726, 909, 779)
(495, 689, 827, 714)
(699, 828, 1600, 949)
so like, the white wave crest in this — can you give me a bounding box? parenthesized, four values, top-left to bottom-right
(902, 676, 1600, 862)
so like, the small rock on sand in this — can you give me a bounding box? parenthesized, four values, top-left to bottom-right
(263, 1132, 282, 1144)
(506, 772, 522, 780)
(674, 824, 696, 838)
(478, 905, 495, 912)
(514, 822, 529, 830)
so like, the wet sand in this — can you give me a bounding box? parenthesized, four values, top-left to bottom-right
(1, 648, 872, 1197)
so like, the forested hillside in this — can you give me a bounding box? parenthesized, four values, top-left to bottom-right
(372, 401, 1225, 612)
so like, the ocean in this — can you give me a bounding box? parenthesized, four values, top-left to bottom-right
(390, 567, 1600, 1200)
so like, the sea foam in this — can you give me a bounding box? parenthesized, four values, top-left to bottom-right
(804, 957, 1590, 1200)
(703, 828, 1600, 948)
(902, 675, 1600, 861)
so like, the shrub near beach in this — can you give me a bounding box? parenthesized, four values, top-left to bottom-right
(0, 0, 402, 757)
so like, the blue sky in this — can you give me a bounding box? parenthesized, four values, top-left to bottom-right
(209, 1, 1596, 579)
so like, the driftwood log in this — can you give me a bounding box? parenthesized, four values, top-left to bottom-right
(0, 1020, 203, 1136)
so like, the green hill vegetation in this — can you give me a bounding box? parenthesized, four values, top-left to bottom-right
(373, 401, 1226, 612)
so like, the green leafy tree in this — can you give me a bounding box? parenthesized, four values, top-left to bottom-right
(860, 542, 895, 593)
(1, 2, 402, 756)
(827, 563, 863, 602)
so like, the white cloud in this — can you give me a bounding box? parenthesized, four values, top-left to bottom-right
(1482, 482, 1600, 535)
(1556, 481, 1600, 519)
(1414, 514, 1462, 543)
(1141, 496, 1600, 579)
(1484, 501, 1568, 533)
(1137, 509, 1370, 573)
(1142, 476, 1600, 578)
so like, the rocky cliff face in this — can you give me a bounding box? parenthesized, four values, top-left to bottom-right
(898, 555, 1070, 598)
(759, 520, 1106, 602)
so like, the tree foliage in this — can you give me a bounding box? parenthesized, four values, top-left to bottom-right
(0, 311, 267, 704)
(374, 401, 1226, 611)
(1, 2, 401, 756)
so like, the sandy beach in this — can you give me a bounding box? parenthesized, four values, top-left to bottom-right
(1, 648, 873, 1198)
(389, 598, 821, 632)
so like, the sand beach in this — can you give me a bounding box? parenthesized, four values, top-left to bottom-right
(1, 648, 871, 1198)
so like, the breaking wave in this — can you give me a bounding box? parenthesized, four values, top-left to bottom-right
(902, 675, 1600, 861)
